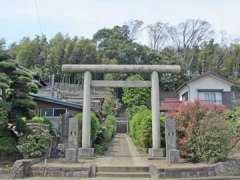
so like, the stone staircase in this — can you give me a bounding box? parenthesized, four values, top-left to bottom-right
(96, 166, 151, 178)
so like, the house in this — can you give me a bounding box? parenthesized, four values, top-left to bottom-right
(31, 93, 82, 134)
(177, 72, 234, 109)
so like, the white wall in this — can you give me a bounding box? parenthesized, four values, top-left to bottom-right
(179, 75, 232, 101)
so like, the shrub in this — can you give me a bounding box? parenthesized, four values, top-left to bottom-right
(30, 116, 53, 132)
(129, 106, 166, 151)
(225, 106, 240, 151)
(170, 101, 230, 163)
(76, 112, 100, 146)
(94, 115, 117, 155)
(76, 112, 117, 155)
(104, 115, 117, 141)
(94, 127, 108, 155)
(17, 128, 51, 158)
(0, 130, 17, 156)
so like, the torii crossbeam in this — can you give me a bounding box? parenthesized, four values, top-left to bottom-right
(62, 64, 181, 159)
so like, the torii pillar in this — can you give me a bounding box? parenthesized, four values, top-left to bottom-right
(62, 64, 180, 159)
(78, 71, 94, 158)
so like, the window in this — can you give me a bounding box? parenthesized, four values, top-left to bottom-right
(41, 108, 54, 117)
(198, 91, 222, 104)
(40, 108, 66, 117)
(182, 92, 188, 101)
(54, 108, 66, 116)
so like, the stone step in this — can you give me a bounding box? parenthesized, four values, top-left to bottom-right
(96, 171, 151, 178)
(97, 166, 149, 172)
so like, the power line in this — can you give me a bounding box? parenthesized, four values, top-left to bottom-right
(34, 0, 43, 35)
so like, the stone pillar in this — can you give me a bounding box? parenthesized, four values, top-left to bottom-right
(149, 71, 164, 158)
(165, 119, 180, 163)
(65, 117, 79, 162)
(79, 71, 94, 158)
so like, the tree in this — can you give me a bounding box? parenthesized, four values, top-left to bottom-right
(147, 22, 168, 51)
(124, 19, 143, 41)
(167, 19, 214, 74)
(122, 75, 151, 108)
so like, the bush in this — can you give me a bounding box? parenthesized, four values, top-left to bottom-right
(225, 106, 240, 151)
(30, 116, 53, 132)
(129, 106, 166, 152)
(104, 115, 117, 141)
(94, 127, 108, 155)
(76, 112, 100, 146)
(170, 101, 230, 163)
(0, 130, 17, 156)
(94, 115, 117, 155)
(17, 128, 51, 158)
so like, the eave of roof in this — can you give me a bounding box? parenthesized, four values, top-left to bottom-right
(31, 93, 82, 110)
(176, 72, 235, 92)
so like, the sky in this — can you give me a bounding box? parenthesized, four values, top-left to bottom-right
(0, 0, 240, 46)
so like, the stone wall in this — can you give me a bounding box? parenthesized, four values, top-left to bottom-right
(158, 166, 216, 178)
(158, 159, 240, 178)
(215, 159, 240, 176)
(31, 166, 92, 178)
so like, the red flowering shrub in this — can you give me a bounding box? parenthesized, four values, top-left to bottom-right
(170, 100, 230, 162)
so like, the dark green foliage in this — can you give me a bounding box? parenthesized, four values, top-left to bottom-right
(0, 44, 38, 157)
(0, 133, 17, 156)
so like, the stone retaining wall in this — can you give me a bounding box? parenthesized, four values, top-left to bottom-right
(10, 159, 240, 178)
(158, 159, 240, 178)
(31, 166, 92, 178)
(158, 166, 216, 178)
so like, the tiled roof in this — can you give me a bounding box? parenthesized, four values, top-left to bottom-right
(31, 93, 82, 110)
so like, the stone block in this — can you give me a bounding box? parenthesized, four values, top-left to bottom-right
(167, 149, 180, 163)
(68, 117, 79, 149)
(165, 119, 177, 157)
(78, 148, 94, 159)
(10, 159, 32, 178)
(148, 148, 164, 158)
(65, 148, 78, 162)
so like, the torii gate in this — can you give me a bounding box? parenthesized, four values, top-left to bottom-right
(62, 64, 180, 158)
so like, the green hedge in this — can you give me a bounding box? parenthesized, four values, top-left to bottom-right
(129, 106, 166, 152)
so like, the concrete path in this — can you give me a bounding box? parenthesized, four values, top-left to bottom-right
(95, 133, 148, 166)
